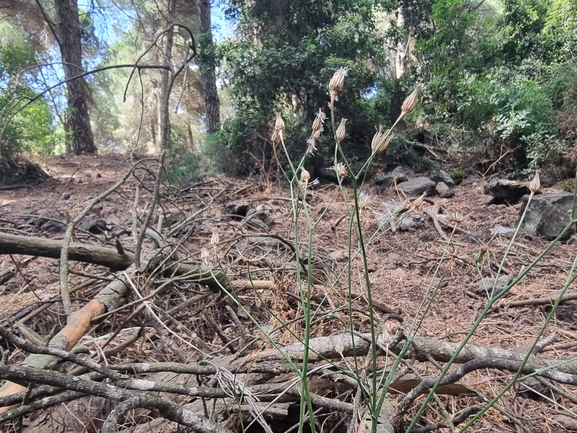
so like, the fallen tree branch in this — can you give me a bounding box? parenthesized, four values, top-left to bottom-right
(391, 357, 577, 428)
(0, 231, 135, 270)
(0, 364, 232, 433)
(253, 332, 577, 376)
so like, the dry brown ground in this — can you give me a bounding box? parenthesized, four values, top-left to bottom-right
(0, 154, 576, 432)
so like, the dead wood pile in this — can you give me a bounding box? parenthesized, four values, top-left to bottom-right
(0, 157, 576, 433)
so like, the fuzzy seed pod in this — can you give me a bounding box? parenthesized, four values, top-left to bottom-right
(306, 138, 318, 155)
(312, 109, 327, 132)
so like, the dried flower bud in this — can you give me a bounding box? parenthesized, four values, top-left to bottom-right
(274, 112, 285, 132)
(335, 118, 347, 142)
(449, 211, 465, 223)
(401, 85, 420, 115)
(370, 127, 385, 153)
(306, 138, 318, 155)
(200, 247, 211, 266)
(529, 170, 540, 193)
(311, 127, 323, 140)
(358, 191, 371, 209)
(271, 129, 279, 144)
(412, 192, 426, 209)
(300, 167, 310, 189)
(211, 229, 220, 246)
(372, 131, 395, 154)
(329, 67, 349, 100)
(312, 109, 327, 132)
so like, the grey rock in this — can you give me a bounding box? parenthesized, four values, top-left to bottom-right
(391, 166, 410, 182)
(484, 178, 530, 204)
(78, 218, 108, 234)
(435, 182, 453, 198)
(422, 157, 455, 187)
(40, 220, 63, 233)
(401, 147, 421, 167)
(373, 174, 392, 188)
(397, 177, 436, 196)
(225, 200, 250, 218)
(519, 192, 576, 240)
(318, 167, 339, 183)
(481, 195, 495, 205)
(372, 166, 410, 188)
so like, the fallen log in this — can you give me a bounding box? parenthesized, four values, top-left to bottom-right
(0, 231, 227, 291)
(0, 231, 134, 271)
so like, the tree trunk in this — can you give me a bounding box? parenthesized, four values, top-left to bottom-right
(395, 7, 406, 79)
(53, 0, 97, 155)
(198, 0, 220, 134)
(157, 0, 175, 153)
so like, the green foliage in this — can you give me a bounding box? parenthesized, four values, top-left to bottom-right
(218, 0, 390, 160)
(0, 41, 60, 157)
(450, 168, 468, 184)
(164, 133, 239, 186)
(406, 0, 577, 169)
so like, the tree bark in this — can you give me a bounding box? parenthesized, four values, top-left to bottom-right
(53, 0, 97, 155)
(198, 0, 220, 134)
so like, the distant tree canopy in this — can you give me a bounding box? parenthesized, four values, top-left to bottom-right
(217, 0, 393, 161)
(1, 0, 577, 173)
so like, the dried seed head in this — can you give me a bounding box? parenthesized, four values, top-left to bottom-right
(259, 324, 276, 340)
(311, 127, 323, 140)
(329, 67, 349, 100)
(358, 191, 371, 209)
(210, 229, 220, 246)
(333, 335, 345, 356)
(529, 170, 541, 193)
(412, 192, 426, 209)
(306, 138, 318, 155)
(274, 112, 285, 132)
(372, 130, 395, 154)
(370, 127, 385, 153)
(449, 211, 465, 223)
(401, 85, 420, 115)
(312, 109, 327, 132)
(335, 162, 348, 178)
(271, 129, 279, 144)
(300, 167, 311, 189)
(336, 118, 347, 142)
(393, 203, 410, 217)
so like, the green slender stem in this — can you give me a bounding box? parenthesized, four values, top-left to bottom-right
(459, 250, 577, 431)
(405, 218, 577, 432)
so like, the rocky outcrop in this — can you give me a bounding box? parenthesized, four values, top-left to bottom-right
(519, 192, 576, 240)
(484, 179, 530, 204)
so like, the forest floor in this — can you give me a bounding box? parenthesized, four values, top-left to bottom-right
(1, 154, 576, 432)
